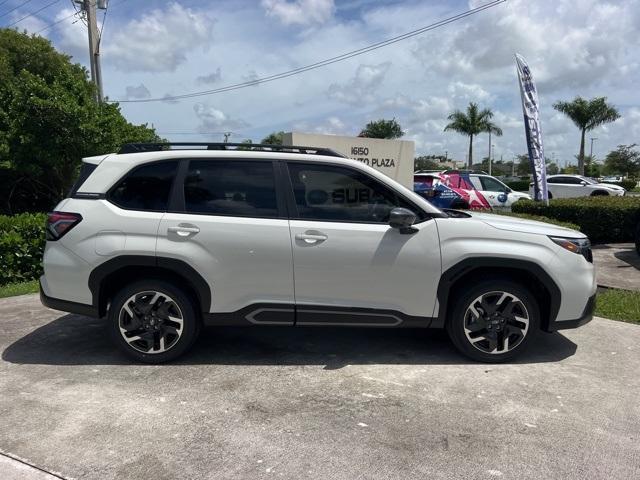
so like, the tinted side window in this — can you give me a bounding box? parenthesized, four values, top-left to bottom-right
(480, 176, 506, 191)
(68, 162, 97, 196)
(109, 161, 177, 211)
(287, 162, 423, 223)
(547, 177, 558, 184)
(184, 160, 278, 217)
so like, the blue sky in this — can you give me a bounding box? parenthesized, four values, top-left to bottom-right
(3, 0, 640, 164)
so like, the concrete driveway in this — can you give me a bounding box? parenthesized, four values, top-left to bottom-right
(1, 294, 639, 480)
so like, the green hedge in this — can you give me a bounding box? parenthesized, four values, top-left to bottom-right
(512, 197, 640, 244)
(0, 213, 46, 285)
(505, 180, 531, 192)
(608, 180, 637, 191)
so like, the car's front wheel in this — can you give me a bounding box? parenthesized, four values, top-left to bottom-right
(446, 280, 540, 362)
(108, 280, 200, 363)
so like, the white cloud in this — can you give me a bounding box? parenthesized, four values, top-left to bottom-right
(293, 116, 350, 135)
(105, 3, 214, 73)
(193, 103, 249, 132)
(125, 84, 151, 100)
(197, 68, 222, 85)
(327, 62, 391, 105)
(261, 0, 335, 26)
(9, 11, 47, 35)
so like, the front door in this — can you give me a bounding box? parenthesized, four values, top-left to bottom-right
(285, 161, 441, 326)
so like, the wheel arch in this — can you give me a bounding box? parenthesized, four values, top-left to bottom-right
(88, 255, 211, 317)
(434, 258, 561, 332)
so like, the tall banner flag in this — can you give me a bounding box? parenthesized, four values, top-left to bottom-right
(515, 53, 548, 203)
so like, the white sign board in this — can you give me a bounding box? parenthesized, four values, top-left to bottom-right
(283, 132, 415, 189)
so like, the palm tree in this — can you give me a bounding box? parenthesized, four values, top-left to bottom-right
(444, 103, 502, 168)
(553, 97, 620, 175)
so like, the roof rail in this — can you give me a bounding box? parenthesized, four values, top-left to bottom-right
(118, 142, 347, 158)
(443, 169, 489, 175)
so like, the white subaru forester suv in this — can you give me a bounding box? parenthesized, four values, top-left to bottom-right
(40, 143, 596, 363)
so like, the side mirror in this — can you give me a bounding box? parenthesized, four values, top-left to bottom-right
(389, 207, 417, 234)
(580, 181, 588, 186)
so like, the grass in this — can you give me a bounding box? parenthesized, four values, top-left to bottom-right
(0, 279, 39, 299)
(595, 288, 640, 324)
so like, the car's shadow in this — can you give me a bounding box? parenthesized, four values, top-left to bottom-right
(2, 314, 578, 368)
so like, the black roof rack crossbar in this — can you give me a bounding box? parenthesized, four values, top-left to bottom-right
(118, 142, 347, 158)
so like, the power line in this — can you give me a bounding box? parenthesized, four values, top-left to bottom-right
(114, 0, 507, 104)
(5, 0, 62, 28)
(0, 0, 34, 19)
(35, 0, 126, 34)
(0, 0, 13, 8)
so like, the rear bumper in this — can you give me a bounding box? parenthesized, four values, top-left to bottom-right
(40, 280, 98, 317)
(547, 293, 595, 331)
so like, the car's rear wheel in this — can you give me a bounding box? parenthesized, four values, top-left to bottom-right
(109, 280, 200, 363)
(446, 280, 540, 362)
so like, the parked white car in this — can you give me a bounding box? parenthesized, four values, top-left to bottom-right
(602, 175, 624, 183)
(40, 143, 596, 364)
(468, 173, 531, 208)
(532, 174, 626, 199)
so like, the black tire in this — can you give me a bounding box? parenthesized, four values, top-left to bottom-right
(591, 190, 609, 196)
(108, 280, 201, 363)
(547, 191, 553, 199)
(446, 279, 540, 363)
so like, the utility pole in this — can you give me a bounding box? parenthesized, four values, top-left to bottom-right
(488, 131, 492, 174)
(76, 1, 107, 102)
(590, 137, 597, 159)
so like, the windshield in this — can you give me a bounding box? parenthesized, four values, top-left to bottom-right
(579, 176, 598, 184)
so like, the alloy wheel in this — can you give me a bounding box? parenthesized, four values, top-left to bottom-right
(118, 291, 184, 354)
(463, 291, 529, 354)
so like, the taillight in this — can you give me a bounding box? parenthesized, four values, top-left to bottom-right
(46, 212, 82, 241)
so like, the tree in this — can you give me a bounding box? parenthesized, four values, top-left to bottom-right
(0, 28, 160, 214)
(516, 155, 531, 176)
(444, 102, 502, 168)
(546, 162, 559, 175)
(603, 144, 640, 178)
(553, 96, 620, 176)
(359, 118, 404, 139)
(579, 154, 601, 178)
(260, 131, 285, 145)
(414, 156, 441, 171)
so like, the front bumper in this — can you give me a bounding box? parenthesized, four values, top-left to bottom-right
(40, 279, 98, 317)
(547, 293, 595, 331)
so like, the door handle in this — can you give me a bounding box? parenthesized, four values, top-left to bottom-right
(295, 232, 328, 244)
(168, 224, 200, 237)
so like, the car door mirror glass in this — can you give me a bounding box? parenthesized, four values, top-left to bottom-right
(389, 207, 417, 234)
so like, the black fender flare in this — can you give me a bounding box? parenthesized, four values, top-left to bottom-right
(88, 255, 212, 316)
(433, 257, 561, 329)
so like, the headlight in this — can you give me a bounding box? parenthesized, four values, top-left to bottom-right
(549, 236, 592, 262)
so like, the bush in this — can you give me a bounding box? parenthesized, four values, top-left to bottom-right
(0, 213, 46, 285)
(608, 180, 637, 191)
(512, 197, 640, 243)
(505, 180, 531, 192)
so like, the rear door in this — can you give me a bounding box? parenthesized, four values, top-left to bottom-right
(550, 176, 582, 198)
(157, 159, 295, 323)
(285, 161, 441, 325)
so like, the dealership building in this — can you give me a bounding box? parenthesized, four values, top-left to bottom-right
(283, 132, 415, 189)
